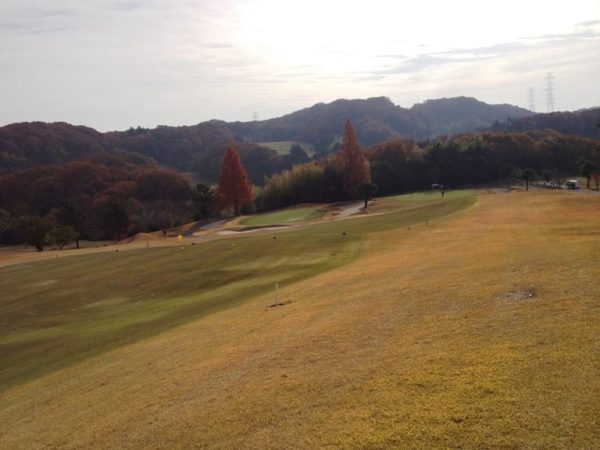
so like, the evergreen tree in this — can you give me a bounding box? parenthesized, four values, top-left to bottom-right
(358, 182, 377, 209)
(519, 168, 537, 191)
(193, 183, 215, 219)
(337, 120, 370, 199)
(47, 223, 78, 250)
(216, 146, 253, 216)
(17, 216, 51, 252)
(57, 202, 86, 249)
(100, 198, 130, 241)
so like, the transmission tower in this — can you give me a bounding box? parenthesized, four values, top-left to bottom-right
(545, 73, 555, 113)
(527, 87, 536, 112)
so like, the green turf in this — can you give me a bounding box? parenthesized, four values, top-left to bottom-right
(391, 189, 476, 202)
(258, 141, 315, 156)
(0, 195, 474, 391)
(241, 206, 326, 226)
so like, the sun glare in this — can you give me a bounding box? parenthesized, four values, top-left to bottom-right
(232, 0, 599, 60)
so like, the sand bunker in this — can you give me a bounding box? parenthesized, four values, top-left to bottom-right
(218, 225, 290, 235)
(332, 202, 364, 218)
(130, 232, 162, 241)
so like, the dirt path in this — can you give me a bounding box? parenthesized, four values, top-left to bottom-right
(185, 219, 230, 237)
(331, 201, 364, 217)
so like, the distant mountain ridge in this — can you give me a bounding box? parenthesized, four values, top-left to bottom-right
(227, 96, 532, 150)
(0, 96, 572, 182)
(411, 97, 534, 137)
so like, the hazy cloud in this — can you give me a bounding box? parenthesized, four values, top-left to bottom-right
(0, 0, 598, 130)
(372, 25, 599, 81)
(576, 19, 600, 27)
(110, 1, 147, 11)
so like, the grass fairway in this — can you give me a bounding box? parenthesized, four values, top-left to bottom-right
(1, 191, 598, 449)
(0, 195, 470, 392)
(241, 206, 326, 226)
(258, 141, 315, 156)
(392, 188, 476, 202)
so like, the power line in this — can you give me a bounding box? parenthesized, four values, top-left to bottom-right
(545, 73, 555, 113)
(527, 86, 536, 112)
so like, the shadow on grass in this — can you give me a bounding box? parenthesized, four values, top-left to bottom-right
(0, 196, 475, 391)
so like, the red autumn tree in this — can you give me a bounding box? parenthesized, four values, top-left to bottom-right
(216, 146, 253, 215)
(337, 119, 370, 199)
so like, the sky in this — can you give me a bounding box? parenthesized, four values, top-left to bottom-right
(1, 0, 599, 131)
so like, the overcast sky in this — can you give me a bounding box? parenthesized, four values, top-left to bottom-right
(1, 0, 599, 131)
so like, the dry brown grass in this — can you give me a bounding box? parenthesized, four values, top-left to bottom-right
(1, 191, 599, 449)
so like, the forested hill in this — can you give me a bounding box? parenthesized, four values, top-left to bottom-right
(227, 96, 532, 150)
(489, 108, 600, 139)
(0, 122, 114, 169)
(0, 96, 537, 181)
(0, 121, 300, 183)
(411, 97, 532, 137)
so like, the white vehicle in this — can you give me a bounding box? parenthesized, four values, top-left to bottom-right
(565, 180, 580, 190)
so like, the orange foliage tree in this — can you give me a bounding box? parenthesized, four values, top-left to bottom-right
(337, 119, 370, 199)
(216, 146, 253, 215)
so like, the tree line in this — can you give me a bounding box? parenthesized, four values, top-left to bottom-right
(255, 128, 600, 211)
(2, 121, 599, 250)
(0, 153, 207, 249)
(3, 103, 597, 187)
(0, 121, 309, 184)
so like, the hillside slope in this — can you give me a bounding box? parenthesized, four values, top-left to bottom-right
(412, 96, 533, 136)
(1, 191, 598, 448)
(490, 107, 600, 139)
(0, 122, 113, 173)
(228, 96, 532, 151)
(0, 97, 532, 178)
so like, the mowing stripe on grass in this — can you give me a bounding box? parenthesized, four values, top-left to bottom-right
(0, 196, 474, 391)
